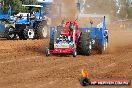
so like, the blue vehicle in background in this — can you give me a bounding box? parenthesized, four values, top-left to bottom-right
(8, 1, 52, 40)
(0, 0, 53, 40)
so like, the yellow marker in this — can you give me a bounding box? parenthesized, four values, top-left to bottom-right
(81, 69, 89, 78)
(88, 30, 91, 33)
(86, 30, 91, 33)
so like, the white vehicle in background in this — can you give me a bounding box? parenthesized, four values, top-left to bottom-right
(37, 0, 53, 3)
(15, 13, 30, 19)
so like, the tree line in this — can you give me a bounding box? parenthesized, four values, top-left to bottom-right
(0, 0, 132, 19)
(0, 0, 37, 14)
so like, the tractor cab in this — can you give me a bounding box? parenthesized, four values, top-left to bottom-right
(21, 5, 44, 21)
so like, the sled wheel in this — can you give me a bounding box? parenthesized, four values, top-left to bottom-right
(45, 47, 50, 56)
(73, 49, 77, 57)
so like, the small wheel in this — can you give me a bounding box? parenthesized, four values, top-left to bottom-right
(45, 47, 50, 56)
(80, 77, 90, 86)
(73, 49, 77, 57)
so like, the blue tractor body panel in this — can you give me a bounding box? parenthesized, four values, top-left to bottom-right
(80, 27, 105, 48)
(0, 14, 10, 20)
(79, 16, 106, 48)
(50, 26, 55, 40)
(15, 19, 30, 25)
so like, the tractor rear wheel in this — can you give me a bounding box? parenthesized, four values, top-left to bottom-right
(78, 32, 92, 56)
(36, 21, 49, 39)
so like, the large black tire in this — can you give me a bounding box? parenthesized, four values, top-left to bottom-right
(6, 26, 16, 40)
(45, 47, 50, 56)
(78, 32, 92, 56)
(35, 21, 49, 39)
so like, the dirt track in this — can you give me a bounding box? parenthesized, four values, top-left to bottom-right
(0, 23, 132, 88)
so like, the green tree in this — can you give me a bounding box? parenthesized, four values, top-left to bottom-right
(126, 0, 132, 19)
(1, 0, 37, 14)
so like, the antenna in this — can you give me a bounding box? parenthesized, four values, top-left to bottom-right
(76, 0, 80, 20)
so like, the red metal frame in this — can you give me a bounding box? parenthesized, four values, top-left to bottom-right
(49, 48, 73, 54)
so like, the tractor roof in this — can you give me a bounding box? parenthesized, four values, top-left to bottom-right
(22, 5, 43, 8)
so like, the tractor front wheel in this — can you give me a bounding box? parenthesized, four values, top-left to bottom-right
(45, 47, 50, 56)
(6, 26, 16, 40)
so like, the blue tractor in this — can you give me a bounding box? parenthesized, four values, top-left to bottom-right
(7, 0, 53, 40)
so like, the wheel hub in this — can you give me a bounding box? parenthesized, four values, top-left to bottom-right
(28, 29, 34, 39)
